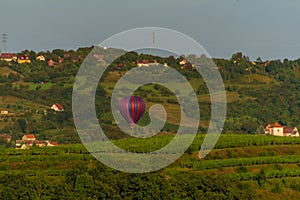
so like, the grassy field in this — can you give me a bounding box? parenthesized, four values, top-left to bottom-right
(0, 66, 23, 77)
(0, 95, 49, 129)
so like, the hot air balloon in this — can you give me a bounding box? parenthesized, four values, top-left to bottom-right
(119, 96, 146, 130)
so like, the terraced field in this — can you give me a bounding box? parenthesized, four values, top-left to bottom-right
(0, 134, 300, 199)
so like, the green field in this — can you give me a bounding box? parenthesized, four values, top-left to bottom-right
(0, 134, 300, 199)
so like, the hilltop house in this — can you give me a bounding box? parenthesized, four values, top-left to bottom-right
(265, 122, 299, 137)
(22, 134, 36, 141)
(36, 55, 46, 61)
(51, 103, 64, 112)
(48, 59, 56, 66)
(179, 59, 188, 66)
(17, 55, 31, 64)
(0, 53, 17, 62)
(136, 60, 159, 67)
(179, 58, 194, 69)
(117, 63, 124, 68)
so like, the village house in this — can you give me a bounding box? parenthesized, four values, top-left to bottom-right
(16, 134, 58, 149)
(179, 59, 188, 66)
(22, 134, 36, 141)
(15, 140, 25, 149)
(36, 55, 46, 61)
(50, 103, 64, 112)
(48, 59, 56, 66)
(265, 122, 299, 137)
(0, 53, 17, 62)
(117, 63, 124, 69)
(17, 55, 31, 64)
(45, 140, 58, 147)
(0, 110, 8, 115)
(136, 60, 159, 67)
(179, 58, 194, 69)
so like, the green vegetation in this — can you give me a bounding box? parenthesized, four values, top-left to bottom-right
(0, 134, 299, 199)
(1, 48, 300, 143)
(1, 48, 300, 198)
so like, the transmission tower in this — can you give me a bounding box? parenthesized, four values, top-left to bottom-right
(152, 31, 155, 55)
(2, 33, 7, 53)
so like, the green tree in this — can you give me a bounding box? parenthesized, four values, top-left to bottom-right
(17, 118, 27, 133)
(73, 173, 95, 199)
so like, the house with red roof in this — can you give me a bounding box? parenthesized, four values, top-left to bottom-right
(51, 103, 64, 112)
(48, 59, 56, 66)
(265, 122, 299, 137)
(45, 140, 58, 147)
(16, 135, 59, 149)
(0, 53, 17, 62)
(17, 55, 31, 64)
(117, 63, 124, 68)
(22, 134, 36, 141)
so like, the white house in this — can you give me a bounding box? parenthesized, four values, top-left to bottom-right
(0, 53, 17, 62)
(136, 60, 159, 67)
(0, 110, 8, 115)
(265, 122, 299, 137)
(179, 59, 188, 66)
(36, 55, 46, 61)
(51, 103, 64, 112)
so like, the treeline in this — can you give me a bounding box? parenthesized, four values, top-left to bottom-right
(0, 161, 255, 199)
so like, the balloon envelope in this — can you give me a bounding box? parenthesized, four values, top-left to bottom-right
(119, 96, 146, 126)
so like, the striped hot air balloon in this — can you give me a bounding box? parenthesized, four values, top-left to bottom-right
(119, 96, 146, 129)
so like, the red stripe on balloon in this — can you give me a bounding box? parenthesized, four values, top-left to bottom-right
(125, 97, 131, 124)
(131, 97, 135, 124)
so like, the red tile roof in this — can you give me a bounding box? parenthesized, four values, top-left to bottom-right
(273, 122, 282, 127)
(24, 134, 36, 139)
(265, 124, 272, 131)
(136, 60, 149, 64)
(283, 126, 296, 134)
(0, 53, 17, 58)
(49, 141, 58, 146)
(54, 103, 64, 111)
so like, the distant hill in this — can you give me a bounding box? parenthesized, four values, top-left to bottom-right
(0, 48, 300, 144)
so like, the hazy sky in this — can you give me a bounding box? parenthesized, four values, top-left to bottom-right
(1, 0, 300, 60)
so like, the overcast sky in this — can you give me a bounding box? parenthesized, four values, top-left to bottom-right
(1, 0, 300, 60)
